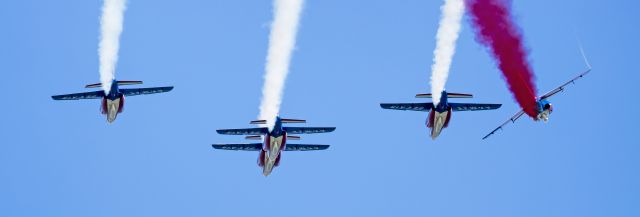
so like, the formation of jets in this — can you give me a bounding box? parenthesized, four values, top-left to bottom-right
(50, 68, 589, 176)
(50, 43, 591, 176)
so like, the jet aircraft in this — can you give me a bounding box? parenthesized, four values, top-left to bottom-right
(51, 80, 173, 123)
(381, 90, 502, 139)
(212, 116, 335, 176)
(482, 68, 591, 139)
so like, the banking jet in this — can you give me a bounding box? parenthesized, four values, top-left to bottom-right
(51, 80, 173, 123)
(381, 91, 502, 139)
(213, 116, 335, 176)
(482, 68, 591, 139)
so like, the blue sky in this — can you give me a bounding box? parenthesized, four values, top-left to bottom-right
(1, 0, 639, 216)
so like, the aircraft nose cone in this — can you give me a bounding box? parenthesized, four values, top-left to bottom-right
(262, 167, 272, 176)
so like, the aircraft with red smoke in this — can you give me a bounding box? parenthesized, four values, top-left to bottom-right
(380, 90, 502, 139)
(51, 80, 173, 123)
(212, 116, 335, 176)
(482, 68, 591, 140)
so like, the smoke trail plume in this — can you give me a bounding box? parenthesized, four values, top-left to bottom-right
(99, 0, 127, 94)
(430, 0, 465, 105)
(465, 0, 538, 117)
(258, 0, 304, 130)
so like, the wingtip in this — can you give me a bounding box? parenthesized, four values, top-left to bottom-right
(482, 132, 494, 140)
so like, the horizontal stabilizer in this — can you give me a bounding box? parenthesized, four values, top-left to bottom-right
(250, 120, 266, 124)
(415, 93, 433, 98)
(415, 93, 473, 98)
(250, 118, 305, 124)
(212, 143, 262, 151)
(120, 87, 173, 96)
(380, 103, 433, 111)
(117, 80, 143, 86)
(217, 128, 268, 135)
(447, 93, 473, 98)
(449, 103, 502, 111)
(281, 118, 306, 123)
(245, 135, 262, 140)
(51, 91, 105, 100)
(287, 135, 301, 140)
(284, 144, 330, 151)
(85, 83, 102, 88)
(283, 127, 336, 134)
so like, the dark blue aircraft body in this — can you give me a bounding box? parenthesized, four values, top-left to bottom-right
(51, 80, 173, 123)
(483, 69, 591, 139)
(381, 90, 502, 139)
(213, 116, 335, 176)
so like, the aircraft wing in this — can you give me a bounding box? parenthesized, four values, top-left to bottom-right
(212, 143, 262, 151)
(216, 128, 268, 135)
(482, 110, 526, 140)
(540, 69, 591, 100)
(120, 86, 174, 97)
(449, 103, 502, 111)
(283, 127, 336, 134)
(284, 144, 330, 151)
(51, 91, 105, 100)
(380, 103, 433, 111)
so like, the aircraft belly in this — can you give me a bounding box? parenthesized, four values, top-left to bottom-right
(431, 111, 448, 139)
(537, 110, 551, 122)
(106, 98, 120, 123)
(262, 135, 284, 176)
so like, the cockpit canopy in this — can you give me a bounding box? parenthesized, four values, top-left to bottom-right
(544, 103, 553, 113)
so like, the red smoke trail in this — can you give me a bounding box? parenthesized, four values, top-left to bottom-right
(465, 0, 538, 117)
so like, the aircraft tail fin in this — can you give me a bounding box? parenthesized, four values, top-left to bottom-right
(415, 93, 473, 98)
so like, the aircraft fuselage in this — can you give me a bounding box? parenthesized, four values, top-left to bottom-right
(426, 91, 452, 139)
(535, 99, 553, 122)
(101, 80, 125, 123)
(258, 117, 287, 176)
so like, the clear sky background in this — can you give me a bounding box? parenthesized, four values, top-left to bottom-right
(1, 0, 638, 216)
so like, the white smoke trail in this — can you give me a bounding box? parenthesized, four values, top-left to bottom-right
(430, 0, 464, 105)
(99, 0, 127, 94)
(258, 0, 304, 130)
